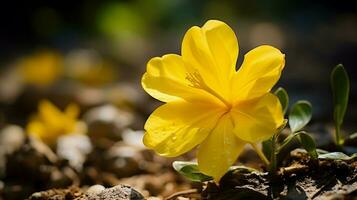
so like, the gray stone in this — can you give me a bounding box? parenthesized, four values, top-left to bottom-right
(87, 185, 144, 200)
(57, 134, 92, 171)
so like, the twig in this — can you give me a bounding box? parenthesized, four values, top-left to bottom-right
(279, 163, 309, 176)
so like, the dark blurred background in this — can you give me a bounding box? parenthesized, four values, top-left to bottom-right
(0, 0, 356, 129)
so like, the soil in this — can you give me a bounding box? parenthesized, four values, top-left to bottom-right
(16, 148, 357, 200)
(0, 123, 356, 199)
(201, 149, 357, 200)
(27, 185, 144, 200)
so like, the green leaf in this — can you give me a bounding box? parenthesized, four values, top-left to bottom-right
(288, 101, 312, 133)
(318, 152, 357, 161)
(331, 64, 350, 127)
(349, 132, 357, 140)
(274, 87, 289, 114)
(278, 131, 318, 159)
(172, 161, 213, 182)
(262, 120, 287, 162)
(299, 132, 318, 159)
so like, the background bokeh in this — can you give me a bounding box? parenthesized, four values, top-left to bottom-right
(1, 0, 356, 129)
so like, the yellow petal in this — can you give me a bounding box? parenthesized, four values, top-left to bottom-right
(65, 103, 80, 119)
(27, 120, 45, 138)
(197, 114, 246, 181)
(38, 100, 77, 134)
(38, 100, 64, 128)
(143, 100, 225, 157)
(202, 20, 239, 80)
(182, 20, 239, 101)
(27, 120, 57, 145)
(142, 54, 222, 105)
(231, 93, 284, 142)
(18, 52, 63, 86)
(233, 45, 285, 102)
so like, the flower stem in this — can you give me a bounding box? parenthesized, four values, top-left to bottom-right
(250, 143, 270, 166)
(335, 123, 344, 150)
(269, 135, 277, 173)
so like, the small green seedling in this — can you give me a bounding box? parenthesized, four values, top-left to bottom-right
(172, 161, 256, 182)
(330, 64, 350, 147)
(172, 161, 213, 182)
(287, 101, 318, 159)
(288, 101, 312, 133)
(263, 88, 318, 173)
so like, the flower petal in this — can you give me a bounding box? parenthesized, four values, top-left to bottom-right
(142, 54, 221, 105)
(233, 45, 285, 102)
(38, 100, 64, 128)
(231, 93, 284, 142)
(65, 103, 80, 119)
(27, 120, 46, 140)
(202, 20, 239, 79)
(182, 20, 239, 100)
(143, 101, 224, 157)
(197, 114, 246, 181)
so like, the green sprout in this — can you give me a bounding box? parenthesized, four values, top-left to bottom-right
(330, 64, 350, 147)
(172, 161, 213, 182)
(172, 161, 256, 183)
(262, 89, 317, 173)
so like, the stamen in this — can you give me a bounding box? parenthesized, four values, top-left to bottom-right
(186, 71, 231, 108)
(185, 72, 205, 88)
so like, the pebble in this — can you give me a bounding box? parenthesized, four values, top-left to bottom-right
(87, 185, 144, 200)
(57, 134, 92, 171)
(86, 184, 105, 195)
(0, 125, 25, 177)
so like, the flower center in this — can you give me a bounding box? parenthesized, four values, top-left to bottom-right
(186, 71, 231, 109)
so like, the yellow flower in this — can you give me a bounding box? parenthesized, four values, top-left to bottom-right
(141, 20, 285, 180)
(27, 100, 86, 145)
(17, 51, 63, 86)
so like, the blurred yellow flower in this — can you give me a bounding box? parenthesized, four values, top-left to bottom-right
(141, 20, 285, 180)
(27, 100, 86, 145)
(17, 51, 63, 86)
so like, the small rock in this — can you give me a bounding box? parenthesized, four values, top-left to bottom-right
(87, 185, 144, 200)
(105, 143, 143, 177)
(86, 184, 105, 195)
(84, 105, 134, 132)
(0, 125, 25, 177)
(57, 134, 92, 171)
(121, 129, 145, 148)
(0, 125, 26, 153)
(0, 68, 24, 103)
(84, 105, 134, 143)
